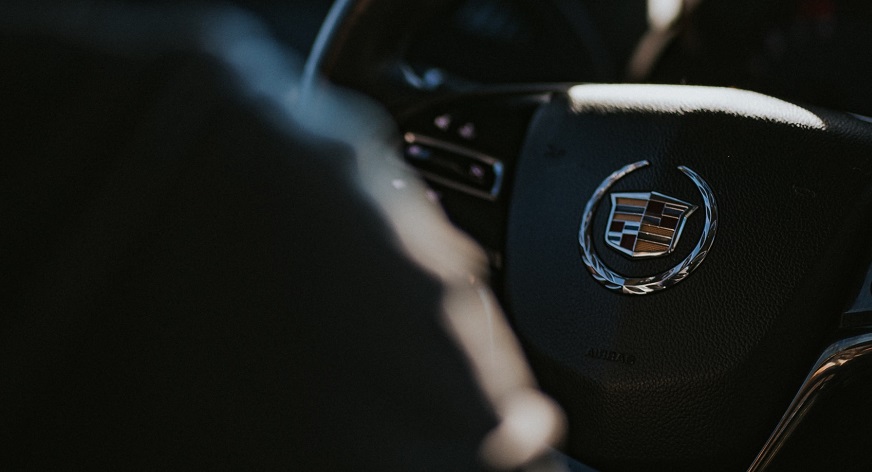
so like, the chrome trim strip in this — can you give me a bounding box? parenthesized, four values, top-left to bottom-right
(403, 133, 504, 201)
(578, 161, 718, 295)
(849, 113, 872, 125)
(747, 332, 872, 472)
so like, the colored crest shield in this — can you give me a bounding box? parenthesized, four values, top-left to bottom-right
(605, 191, 697, 258)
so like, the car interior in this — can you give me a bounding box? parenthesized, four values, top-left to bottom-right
(3, 0, 872, 471)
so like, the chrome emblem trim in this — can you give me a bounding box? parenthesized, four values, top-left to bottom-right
(578, 160, 718, 295)
(605, 191, 697, 258)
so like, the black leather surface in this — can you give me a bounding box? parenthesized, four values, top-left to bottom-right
(505, 85, 872, 471)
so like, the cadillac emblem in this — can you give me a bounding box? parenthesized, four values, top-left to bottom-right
(579, 161, 718, 295)
(605, 192, 696, 258)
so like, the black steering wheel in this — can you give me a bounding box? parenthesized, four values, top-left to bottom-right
(306, 1, 872, 471)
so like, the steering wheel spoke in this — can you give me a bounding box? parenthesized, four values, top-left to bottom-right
(395, 87, 559, 256)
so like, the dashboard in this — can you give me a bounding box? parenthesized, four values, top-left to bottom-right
(333, 0, 872, 116)
(401, 0, 639, 84)
(651, 0, 872, 116)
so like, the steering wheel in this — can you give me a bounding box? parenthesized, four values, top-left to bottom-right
(305, 1, 872, 471)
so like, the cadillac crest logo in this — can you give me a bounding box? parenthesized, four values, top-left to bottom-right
(578, 161, 718, 295)
(605, 192, 696, 258)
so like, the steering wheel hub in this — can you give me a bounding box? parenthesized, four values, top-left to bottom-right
(504, 84, 872, 471)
